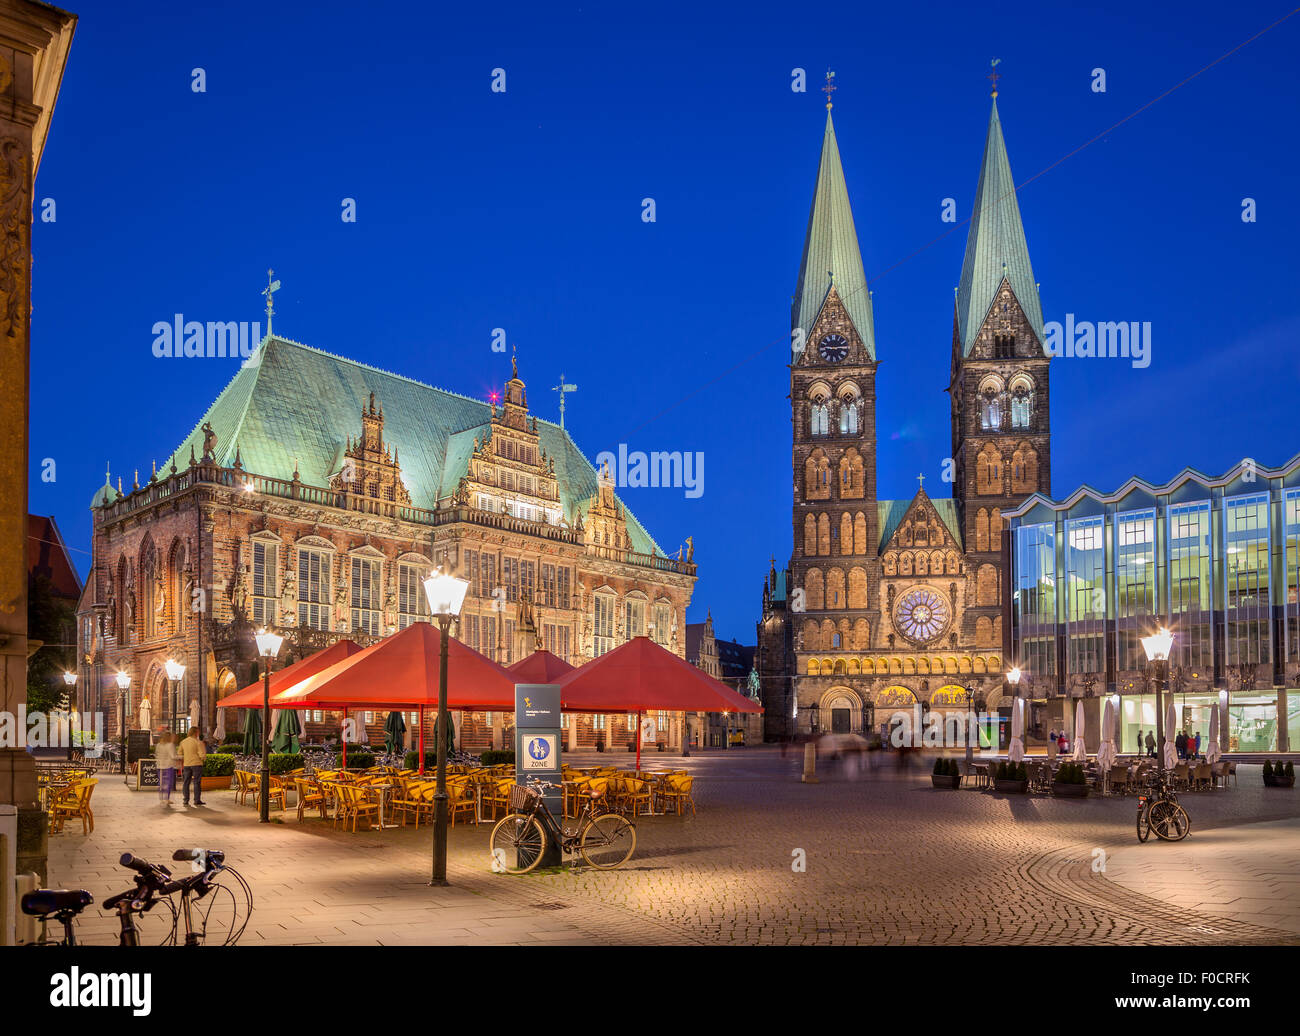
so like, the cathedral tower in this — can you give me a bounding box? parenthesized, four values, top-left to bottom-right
(950, 91, 1052, 651)
(788, 94, 881, 679)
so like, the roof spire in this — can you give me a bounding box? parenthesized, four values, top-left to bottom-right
(262, 269, 280, 336)
(822, 69, 836, 111)
(792, 82, 876, 360)
(954, 88, 1044, 356)
(987, 57, 1001, 98)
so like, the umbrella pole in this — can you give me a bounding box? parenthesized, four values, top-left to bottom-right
(419, 708, 425, 775)
(343, 708, 348, 770)
(635, 709, 642, 770)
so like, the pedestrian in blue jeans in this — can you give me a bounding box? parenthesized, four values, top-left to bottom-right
(179, 727, 207, 806)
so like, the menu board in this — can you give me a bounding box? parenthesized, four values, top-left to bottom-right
(134, 758, 159, 790)
(127, 730, 152, 765)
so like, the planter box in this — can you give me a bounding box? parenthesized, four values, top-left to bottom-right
(1264, 775, 1295, 788)
(1052, 781, 1088, 798)
(931, 774, 960, 789)
(201, 775, 234, 793)
(994, 778, 1029, 794)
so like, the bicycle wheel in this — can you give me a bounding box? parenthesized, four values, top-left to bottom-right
(489, 814, 547, 874)
(1136, 801, 1151, 843)
(1150, 800, 1190, 842)
(578, 813, 636, 869)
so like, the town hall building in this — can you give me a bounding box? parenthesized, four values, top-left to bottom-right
(758, 84, 1052, 740)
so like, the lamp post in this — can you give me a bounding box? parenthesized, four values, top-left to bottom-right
(1141, 627, 1174, 781)
(1006, 667, 1021, 754)
(115, 670, 131, 775)
(62, 671, 77, 760)
(423, 567, 469, 886)
(964, 684, 975, 773)
(164, 658, 186, 735)
(254, 629, 283, 823)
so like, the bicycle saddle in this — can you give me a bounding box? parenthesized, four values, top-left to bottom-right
(22, 888, 93, 917)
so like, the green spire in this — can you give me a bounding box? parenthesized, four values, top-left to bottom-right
(792, 111, 875, 359)
(955, 98, 1044, 355)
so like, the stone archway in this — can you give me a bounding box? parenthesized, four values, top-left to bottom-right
(818, 686, 867, 735)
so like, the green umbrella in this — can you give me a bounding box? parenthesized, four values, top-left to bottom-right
(271, 709, 302, 754)
(242, 709, 262, 756)
(384, 711, 406, 755)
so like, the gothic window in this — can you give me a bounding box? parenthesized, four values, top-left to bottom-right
(994, 333, 1015, 358)
(818, 513, 831, 555)
(804, 514, 817, 556)
(1011, 446, 1039, 494)
(838, 388, 860, 434)
(975, 508, 989, 552)
(298, 547, 333, 630)
(398, 562, 431, 629)
(976, 446, 1003, 496)
(810, 390, 830, 436)
(1010, 376, 1034, 429)
(854, 512, 868, 554)
(169, 541, 186, 635)
(990, 508, 1003, 546)
(593, 593, 616, 657)
(251, 540, 277, 626)
(979, 385, 1003, 430)
(804, 450, 831, 501)
(826, 568, 845, 609)
(831, 632, 842, 649)
(840, 513, 853, 555)
(848, 567, 868, 609)
(838, 448, 865, 499)
(653, 602, 672, 645)
(852, 618, 870, 651)
(625, 596, 646, 640)
(977, 564, 1000, 606)
(350, 556, 381, 635)
(805, 569, 824, 610)
(116, 557, 129, 642)
(138, 538, 156, 638)
(544, 623, 571, 660)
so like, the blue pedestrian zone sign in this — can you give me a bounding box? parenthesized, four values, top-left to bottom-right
(523, 734, 557, 770)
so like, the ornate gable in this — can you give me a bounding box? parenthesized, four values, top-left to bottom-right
(966, 277, 1043, 360)
(797, 285, 873, 368)
(330, 393, 412, 505)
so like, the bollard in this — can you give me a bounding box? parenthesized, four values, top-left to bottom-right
(801, 742, 819, 784)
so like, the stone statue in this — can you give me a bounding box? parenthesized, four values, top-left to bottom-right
(201, 422, 217, 460)
(232, 564, 249, 616)
(154, 567, 166, 615)
(685, 536, 694, 563)
(383, 584, 398, 632)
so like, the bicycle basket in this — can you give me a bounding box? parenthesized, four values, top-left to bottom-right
(508, 784, 539, 815)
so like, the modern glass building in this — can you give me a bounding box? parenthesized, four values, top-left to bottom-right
(1004, 454, 1300, 755)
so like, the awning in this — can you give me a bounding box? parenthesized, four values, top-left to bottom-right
(217, 639, 365, 709)
(508, 649, 575, 684)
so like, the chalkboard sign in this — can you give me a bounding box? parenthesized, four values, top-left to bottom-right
(134, 758, 159, 790)
(127, 730, 152, 765)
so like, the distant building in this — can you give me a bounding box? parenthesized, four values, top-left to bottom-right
(687, 612, 761, 746)
(1006, 453, 1300, 755)
(29, 514, 82, 605)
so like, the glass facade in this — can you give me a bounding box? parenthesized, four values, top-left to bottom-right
(1006, 456, 1300, 754)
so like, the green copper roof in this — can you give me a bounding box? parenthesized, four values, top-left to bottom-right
(167, 336, 664, 555)
(877, 496, 963, 552)
(955, 99, 1044, 355)
(792, 112, 876, 359)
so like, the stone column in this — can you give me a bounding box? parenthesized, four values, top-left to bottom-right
(0, 0, 76, 883)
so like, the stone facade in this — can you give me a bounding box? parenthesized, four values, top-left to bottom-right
(78, 351, 697, 754)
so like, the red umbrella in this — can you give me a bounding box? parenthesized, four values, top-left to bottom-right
(554, 636, 762, 768)
(273, 621, 516, 710)
(216, 639, 365, 709)
(508, 649, 575, 684)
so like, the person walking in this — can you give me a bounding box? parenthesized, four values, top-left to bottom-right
(155, 732, 178, 805)
(1136, 730, 1143, 758)
(1144, 730, 1156, 758)
(1194, 731, 1202, 757)
(179, 726, 207, 806)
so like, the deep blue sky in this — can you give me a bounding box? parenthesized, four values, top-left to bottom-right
(29, 0, 1300, 644)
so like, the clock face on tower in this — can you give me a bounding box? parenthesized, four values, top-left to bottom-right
(818, 333, 849, 363)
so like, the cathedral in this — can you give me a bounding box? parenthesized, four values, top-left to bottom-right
(757, 83, 1052, 740)
(76, 343, 697, 752)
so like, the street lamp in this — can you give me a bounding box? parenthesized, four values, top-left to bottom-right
(62, 671, 77, 761)
(254, 629, 283, 824)
(164, 658, 186, 735)
(422, 567, 469, 886)
(115, 670, 131, 775)
(1005, 667, 1022, 754)
(963, 684, 975, 773)
(1141, 627, 1175, 780)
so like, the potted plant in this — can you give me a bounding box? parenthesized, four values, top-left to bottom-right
(994, 760, 1029, 794)
(1052, 761, 1089, 798)
(201, 752, 236, 793)
(1264, 760, 1295, 788)
(931, 757, 961, 789)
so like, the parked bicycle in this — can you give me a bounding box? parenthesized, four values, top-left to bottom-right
(489, 778, 636, 873)
(1136, 771, 1190, 843)
(21, 848, 252, 946)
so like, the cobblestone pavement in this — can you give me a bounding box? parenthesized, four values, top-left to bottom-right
(43, 748, 1300, 946)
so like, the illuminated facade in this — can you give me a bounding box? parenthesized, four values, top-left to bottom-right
(1006, 454, 1300, 754)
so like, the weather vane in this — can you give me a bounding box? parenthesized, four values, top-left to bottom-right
(552, 373, 577, 430)
(262, 269, 281, 335)
(823, 69, 836, 110)
(988, 58, 1001, 98)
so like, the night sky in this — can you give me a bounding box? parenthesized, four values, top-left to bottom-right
(29, 0, 1300, 644)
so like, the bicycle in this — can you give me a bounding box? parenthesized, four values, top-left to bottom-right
(489, 778, 636, 873)
(21, 848, 252, 946)
(1136, 771, 1191, 843)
